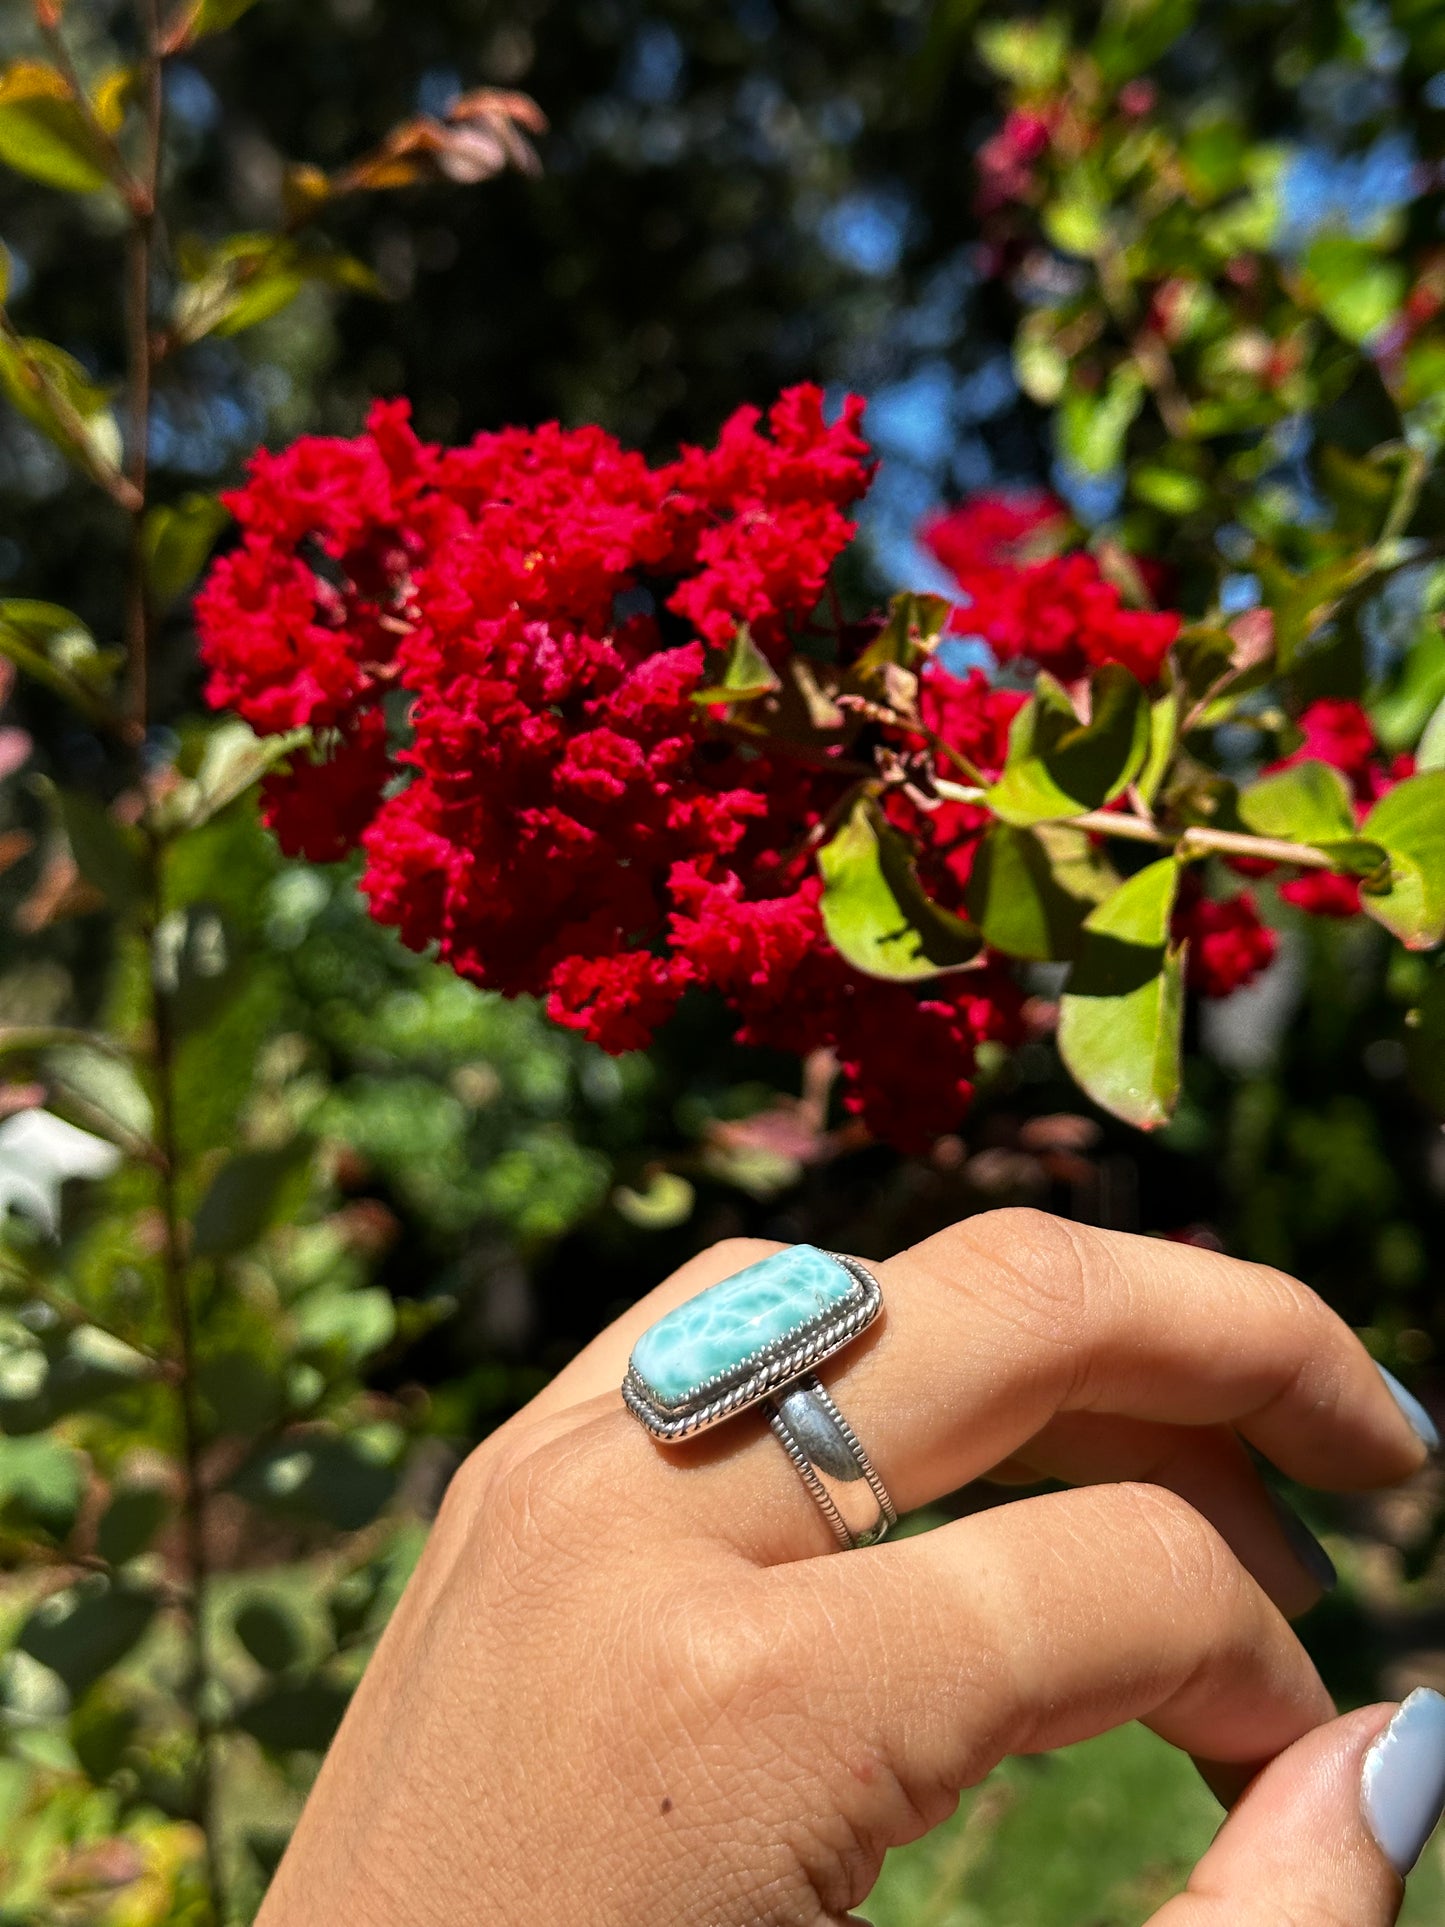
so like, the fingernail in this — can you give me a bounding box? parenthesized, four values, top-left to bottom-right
(1376, 1363, 1441, 1455)
(1362, 1688, 1445, 1875)
(1267, 1488, 1336, 1593)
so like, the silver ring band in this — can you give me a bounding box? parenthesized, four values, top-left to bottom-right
(764, 1373, 897, 1551)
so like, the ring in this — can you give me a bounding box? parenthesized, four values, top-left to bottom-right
(622, 1245, 896, 1550)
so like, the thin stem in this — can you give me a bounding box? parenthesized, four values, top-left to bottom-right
(121, 0, 222, 1910)
(932, 779, 1341, 870)
(122, 0, 164, 739)
(147, 833, 222, 1914)
(34, 13, 149, 213)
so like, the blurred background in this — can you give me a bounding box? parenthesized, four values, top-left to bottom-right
(1, 0, 1444, 1919)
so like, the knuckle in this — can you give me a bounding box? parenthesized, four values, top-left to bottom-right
(954, 1207, 1097, 1334)
(1109, 1481, 1242, 1598)
(648, 1582, 794, 1722)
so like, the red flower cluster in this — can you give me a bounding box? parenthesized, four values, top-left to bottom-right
(1174, 885, 1278, 999)
(1270, 699, 1413, 919)
(922, 492, 1180, 685)
(198, 389, 1026, 1148)
(975, 108, 1054, 216)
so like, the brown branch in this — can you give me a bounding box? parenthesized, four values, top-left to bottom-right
(122, 0, 222, 1908)
(931, 779, 1343, 871)
(34, 13, 149, 214)
(121, 0, 165, 739)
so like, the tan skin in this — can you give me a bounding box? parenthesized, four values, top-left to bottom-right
(259, 1210, 1432, 1926)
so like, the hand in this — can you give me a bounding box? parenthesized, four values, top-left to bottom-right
(257, 1210, 1443, 1926)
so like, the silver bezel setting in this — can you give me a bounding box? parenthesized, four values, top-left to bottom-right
(622, 1251, 883, 1442)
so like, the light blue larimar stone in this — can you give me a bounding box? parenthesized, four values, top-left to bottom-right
(630, 1244, 857, 1408)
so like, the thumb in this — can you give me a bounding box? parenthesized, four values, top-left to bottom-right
(1154, 1691, 1445, 1925)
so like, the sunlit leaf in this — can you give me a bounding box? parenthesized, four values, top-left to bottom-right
(1360, 770, 1445, 949)
(1237, 759, 1356, 844)
(0, 601, 120, 720)
(817, 795, 982, 980)
(987, 666, 1150, 825)
(963, 822, 1110, 961)
(0, 62, 111, 194)
(1418, 693, 1445, 772)
(692, 623, 779, 705)
(0, 333, 123, 480)
(1058, 858, 1185, 1129)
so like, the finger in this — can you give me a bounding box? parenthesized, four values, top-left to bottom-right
(985, 1413, 1337, 1613)
(524, 1214, 1428, 1561)
(522, 1238, 782, 1424)
(1151, 1693, 1445, 1924)
(768, 1483, 1335, 1829)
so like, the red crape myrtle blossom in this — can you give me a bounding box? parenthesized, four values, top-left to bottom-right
(1266, 699, 1415, 919)
(1173, 882, 1279, 999)
(921, 491, 1181, 685)
(198, 387, 1026, 1148)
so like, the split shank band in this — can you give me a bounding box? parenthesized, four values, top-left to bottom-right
(621, 1245, 896, 1551)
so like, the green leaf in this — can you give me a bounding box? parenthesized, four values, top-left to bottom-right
(233, 1597, 304, 1673)
(70, 1680, 141, 1783)
(18, 1576, 156, 1696)
(1360, 770, 1445, 949)
(96, 1485, 169, 1566)
(817, 796, 981, 981)
(1303, 235, 1406, 345)
(142, 493, 229, 606)
(1237, 760, 1356, 844)
(1256, 554, 1363, 668)
(1058, 364, 1145, 473)
(692, 623, 780, 705)
(1418, 694, 1445, 773)
(852, 591, 952, 679)
(963, 823, 1110, 962)
(987, 666, 1151, 826)
(172, 234, 383, 346)
(975, 15, 1069, 86)
(612, 1170, 697, 1229)
(1058, 859, 1185, 1130)
(0, 63, 112, 194)
(1137, 690, 1180, 807)
(192, 1142, 312, 1258)
(231, 1431, 400, 1532)
(234, 1676, 349, 1753)
(0, 1434, 84, 1537)
(151, 904, 241, 1034)
(1094, 0, 1199, 81)
(0, 333, 122, 477)
(53, 787, 143, 910)
(294, 1286, 396, 1366)
(187, 0, 264, 40)
(1316, 837, 1390, 880)
(0, 600, 119, 721)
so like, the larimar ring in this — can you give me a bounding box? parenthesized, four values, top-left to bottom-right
(622, 1245, 896, 1551)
